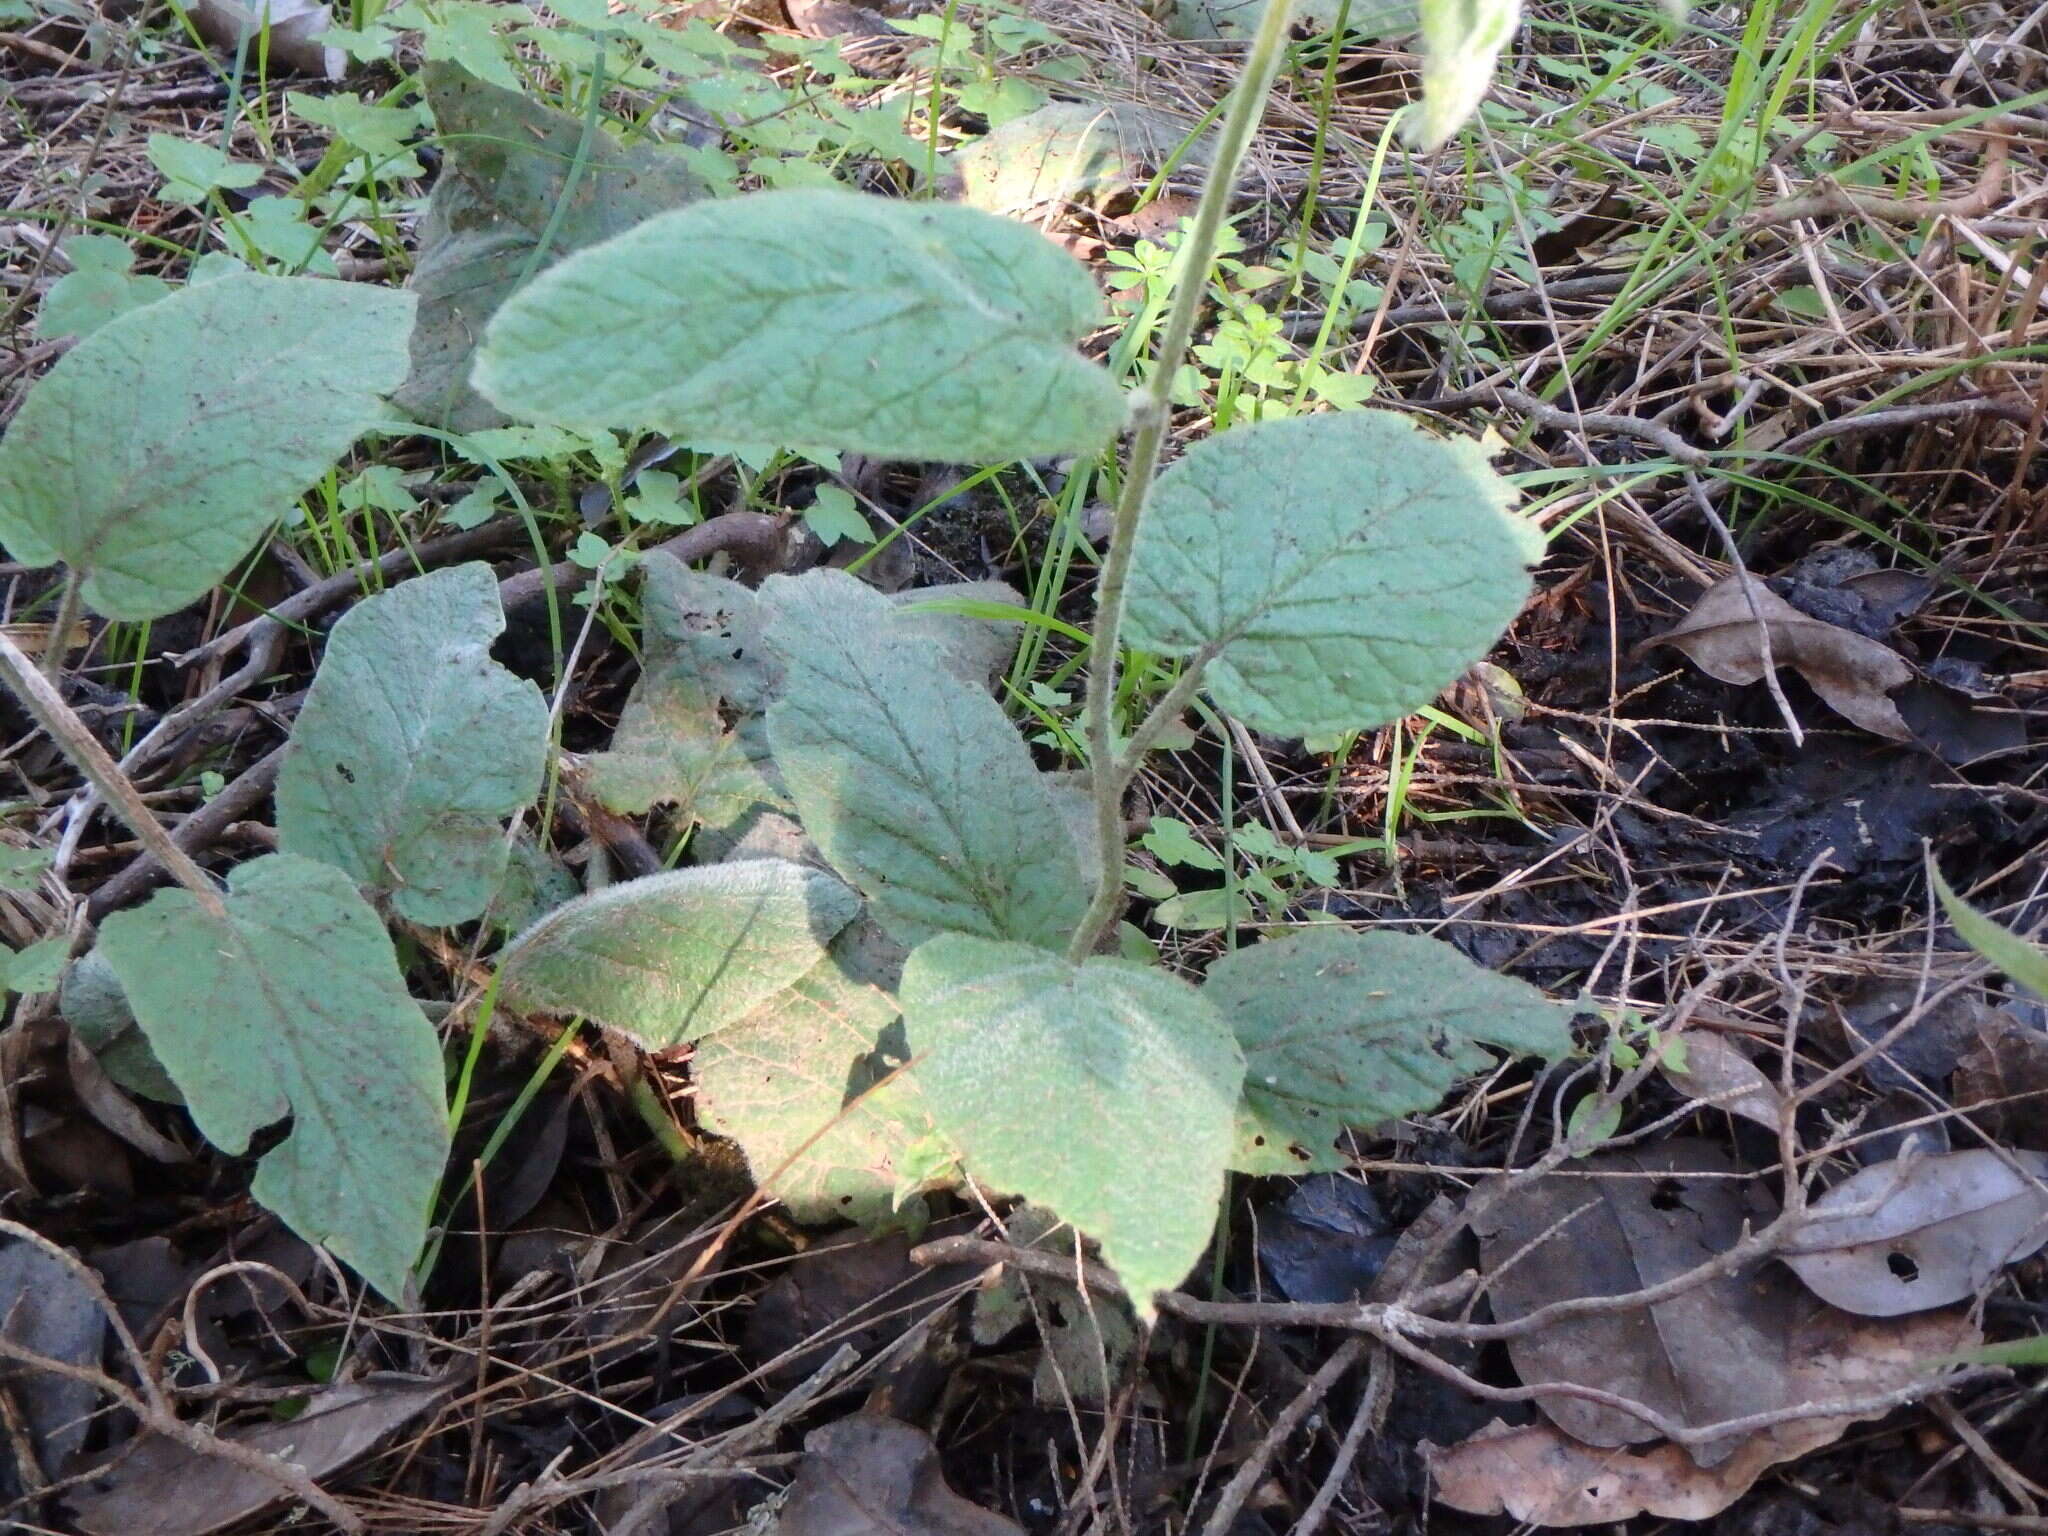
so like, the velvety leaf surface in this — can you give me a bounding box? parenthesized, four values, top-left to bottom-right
(497, 860, 861, 1048)
(96, 855, 450, 1301)
(277, 563, 548, 925)
(1204, 929, 1570, 1172)
(0, 272, 413, 619)
(1125, 411, 1539, 737)
(695, 918, 943, 1226)
(901, 933, 1244, 1310)
(583, 552, 786, 824)
(472, 188, 1125, 462)
(394, 62, 706, 429)
(760, 570, 1090, 950)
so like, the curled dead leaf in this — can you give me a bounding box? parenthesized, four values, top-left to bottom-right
(1779, 1148, 2048, 1316)
(186, 0, 343, 79)
(1653, 575, 1914, 740)
(1659, 1028, 1785, 1132)
(778, 1414, 1023, 1536)
(1425, 1306, 1980, 1525)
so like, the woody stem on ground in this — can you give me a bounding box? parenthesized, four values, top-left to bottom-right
(0, 629, 225, 916)
(1069, 0, 1300, 963)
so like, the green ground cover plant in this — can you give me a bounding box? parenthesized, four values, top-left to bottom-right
(0, 0, 1579, 1311)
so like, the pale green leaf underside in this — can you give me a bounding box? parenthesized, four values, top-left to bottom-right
(695, 919, 940, 1227)
(902, 934, 1245, 1311)
(277, 563, 548, 925)
(1125, 410, 1540, 737)
(472, 188, 1125, 462)
(497, 860, 861, 1048)
(1204, 929, 1570, 1173)
(395, 62, 705, 430)
(0, 272, 414, 620)
(761, 570, 1090, 950)
(96, 855, 449, 1301)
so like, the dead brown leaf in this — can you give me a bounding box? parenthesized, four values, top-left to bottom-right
(1660, 1028, 1785, 1131)
(1425, 1307, 1980, 1525)
(185, 0, 342, 79)
(1653, 575, 1914, 740)
(1954, 1012, 2048, 1150)
(778, 1414, 1023, 1536)
(64, 1375, 447, 1536)
(1471, 1140, 1795, 1466)
(1779, 1148, 2048, 1315)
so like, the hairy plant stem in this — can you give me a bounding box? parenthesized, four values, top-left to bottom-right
(40, 568, 82, 686)
(0, 629, 225, 916)
(1069, 0, 1300, 963)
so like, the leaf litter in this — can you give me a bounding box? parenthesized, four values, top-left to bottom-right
(5, 0, 2048, 1530)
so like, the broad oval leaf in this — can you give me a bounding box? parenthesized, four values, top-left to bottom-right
(1204, 929, 1569, 1173)
(0, 272, 414, 620)
(1125, 410, 1540, 737)
(761, 569, 1091, 950)
(901, 933, 1245, 1312)
(277, 563, 549, 925)
(497, 860, 861, 1048)
(395, 62, 706, 430)
(471, 188, 1125, 463)
(96, 855, 450, 1301)
(696, 918, 946, 1228)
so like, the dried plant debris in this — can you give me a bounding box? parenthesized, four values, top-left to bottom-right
(1425, 1307, 1980, 1525)
(1779, 1148, 2048, 1316)
(1653, 575, 1915, 740)
(775, 1414, 1023, 1536)
(1954, 1012, 2048, 1149)
(64, 1376, 448, 1536)
(1658, 1025, 1786, 1132)
(1469, 1139, 1794, 1465)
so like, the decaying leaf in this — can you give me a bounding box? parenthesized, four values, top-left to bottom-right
(969, 1206, 1140, 1404)
(1654, 575, 1915, 740)
(1779, 1148, 2048, 1316)
(396, 63, 706, 430)
(1954, 1011, 2048, 1149)
(0, 1237, 105, 1485)
(1471, 1140, 1793, 1465)
(952, 101, 1212, 217)
(64, 1376, 448, 1536)
(1659, 1027, 1785, 1131)
(186, 0, 342, 79)
(777, 1414, 1023, 1536)
(1425, 1307, 1978, 1525)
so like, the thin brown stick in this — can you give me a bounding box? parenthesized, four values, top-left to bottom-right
(1742, 137, 2010, 227)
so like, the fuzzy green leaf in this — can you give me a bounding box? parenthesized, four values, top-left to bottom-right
(695, 919, 944, 1227)
(472, 188, 1125, 462)
(96, 855, 449, 1301)
(1204, 929, 1570, 1173)
(1125, 410, 1539, 737)
(395, 62, 706, 430)
(761, 570, 1090, 950)
(0, 272, 413, 620)
(497, 860, 861, 1048)
(1932, 865, 2048, 1000)
(902, 934, 1244, 1312)
(277, 564, 548, 925)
